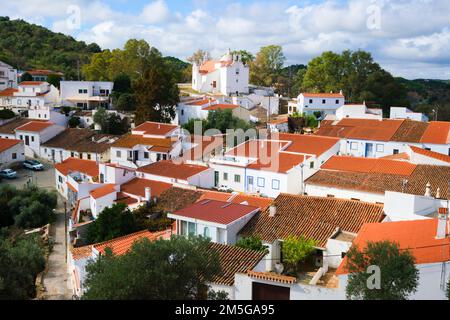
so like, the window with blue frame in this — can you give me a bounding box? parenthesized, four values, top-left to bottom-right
(257, 177, 265, 188)
(272, 179, 280, 190)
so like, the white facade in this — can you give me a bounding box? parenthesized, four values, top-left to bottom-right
(0, 61, 17, 90)
(390, 107, 428, 122)
(0, 139, 25, 169)
(297, 92, 345, 117)
(192, 51, 249, 96)
(335, 104, 382, 121)
(28, 105, 68, 126)
(137, 166, 214, 189)
(60, 81, 113, 109)
(16, 124, 66, 158)
(0, 82, 60, 111)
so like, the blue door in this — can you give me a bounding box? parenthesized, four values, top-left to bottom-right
(365, 143, 374, 158)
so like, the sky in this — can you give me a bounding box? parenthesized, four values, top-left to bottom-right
(2, 0, 450, 79)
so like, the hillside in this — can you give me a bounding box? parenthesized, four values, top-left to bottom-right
(0, 16, 102, 79)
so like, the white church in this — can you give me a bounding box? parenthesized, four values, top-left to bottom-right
(192, 50, 249, 96)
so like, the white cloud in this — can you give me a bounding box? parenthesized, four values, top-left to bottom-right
(139, 0, 170, 24)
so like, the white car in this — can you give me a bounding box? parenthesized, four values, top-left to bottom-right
(23, 160, 44, 171)
(0, 169, 17, 179)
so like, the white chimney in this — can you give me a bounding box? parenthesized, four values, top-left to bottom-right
(436, 208, 448, 239)
(145, 187, 152, 202)
(425, 182, 432, 197)
(269, 205, 277, 218)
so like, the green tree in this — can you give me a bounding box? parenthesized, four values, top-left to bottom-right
(115, 93, 136, 111)
(93, 107, 108, 130)
(112, 74, 132, 95)
(47, 74, 62, 89)
(20, 72, 33, 82)
(0, 234, 46, 300)
(250, 45, 286, 87)
(345, 241, 419, 300)
(134, 58, 180, 124)
(83, 236, 221, 300)
(187, 49, 211, 66)
(206, 109, 254, 133)
(236, 236, 268, 253)
(282, 235, 316, 275)
(133, 203, 174, 233)
(68, 116, 81, 128)
(86, 203, 139, 245)
(232, 50, 255, 65)
(0, 185, 18, 228)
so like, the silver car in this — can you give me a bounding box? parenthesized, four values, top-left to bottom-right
(0, 169, 17, 179)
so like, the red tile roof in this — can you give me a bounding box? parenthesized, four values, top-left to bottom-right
(202, 103, 238, 111)
(321, 156, 417, 176)
(277, 133, 340, 156)
(112, 134, 174, 149)
(19, 81, 45, 86)
(199, 60, 225, 74)
(198, 191, 273, 211)
(90, 184, 117, 200)
(336, 219, 450, 275)
(186, 99, 214, 106)
(0, 138, 21, 153)
(0, 88, 18, 97)
(54, 157, 99, 177)
(410, 146, 450, 164)
(120, 178, 172, 198)
(94, 229, 172, 256)
(301, 93, 344, 98)
(420, 121, 450, 144)
(171, 199, 259, 225)
(247, 270, 297, 284)
(137, 160, 210, 180)
(15, 121, 54, 132)
(27, 69, 63, 76)
(133, 121, 178, 136)
(227, 140, 289, 158)
(248, 152, 309, 173)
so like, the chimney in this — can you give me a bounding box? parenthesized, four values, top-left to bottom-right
(145, 187, 152, 202)
(436, 188, 441, 199)
(436, 208, 448, 239)
(424, 182, 432, 197)
(269, 205, 277, 218)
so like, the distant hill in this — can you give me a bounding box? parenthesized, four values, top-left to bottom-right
(0, 16, 101, 79)
(396, 78, 450, 121)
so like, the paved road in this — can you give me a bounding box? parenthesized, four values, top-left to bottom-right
(1, 162, 72, 300)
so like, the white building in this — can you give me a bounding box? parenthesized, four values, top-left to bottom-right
(209, 134, 340, 198)
(110, 121, 184, 168)
(14, 121, 65, 157)
(0, 81, 60, 112)
(334, 103, 382, 121)
(295, 92, 345, 117)
(0, 138, 24, 169)
(192, 50, 249, 96)
(0, 61, 17, 91)
(390, 106, 428, 122)
(60, 81, 113, 109)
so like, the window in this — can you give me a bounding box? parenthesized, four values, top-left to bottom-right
(376, 144, 384, 153)
(203, 227, 211, 239)
(181, 109, 184, 116)
(234, 175, 241, 183)
(272, 179, 280, 190)
(257, 177, 265, 188)
(322, 99, 326, 104)
(71, 152, 75, 157)
(188, 222, 196, 237)
(393, 149, 399, 155)
(448, 149, 450, 156)
(12, 153, 17, 160)
(180, 221, 188, 236)
(425, 148, 431, 151)
(116, 150, 121, 158)
(31, 136, 35, 142)
(87, 154, 92, 160)
(19, 135, 23, 140)
(350, 142, 358, 151)
(58, 176, 63, 183)
(162, 154, 167, 160)
(212, 81, 217, 88)
(310, 162, 314, 169)
(341, 252, 347, 259)
(144, 152, 149, 159)
(336, 100, 339, 104)
(84, 89, 88, 94)
(309, 99, 313, 104)
(157, 153, 162, 161)
(236, 68, 240, 75)
(78, 89, 83, 94)
(327, 194, 335, 198)
(223, 172, 228, 181)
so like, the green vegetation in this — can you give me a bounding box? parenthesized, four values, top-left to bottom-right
(133, 203, 174, 233)
(93, 107, 129, 135)
(236, 236, 269, 253)
(345, 241, 419, 300)
(83, 236, 220, 300)
(0, 185, 57, 229)
(0, 109, 15, 120)
(250, 45, 286, 88)
(0, 232, 46, 300)
(0, 16, 100, 79)
(281, 235, 316, 276)
(68, 116, 81, 128)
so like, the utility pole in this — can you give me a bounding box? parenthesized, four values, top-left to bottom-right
(64, 201, 67, 263)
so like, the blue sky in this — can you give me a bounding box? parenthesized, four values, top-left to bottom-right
(3, 0, 450, 79)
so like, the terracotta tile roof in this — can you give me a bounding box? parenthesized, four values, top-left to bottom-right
(321, 156, 417, 176)
(336, 219, 450, 275)
(133, 121, 178, 136)
(206, 243, 266, 286)
(247, 270, 297, 284)
(381, 153, 410, 161)
(0, 88, 18, 97)
(306, 164, 450, 199)
(171, 199, 259, 226)
(27, 69, 63, 76)
(199, 60, 222, 74)
(301, 93, 344, 98)
(202, 103, 238, 111)
(0, 138, 21, 153)
(114, 195, 139, 206)
(67, 182, 77, 193)
(277, 133, 340, 156)
(198, 190, 233, 202)
(155, 187, 204, 213)
(112, 134, 174, 149)
(186, 99, 214, 106)
(420, 121, 450, 144)
(137, 160, 210, 180)
(197, 191, 273, 211)
(71, 246, 93, 261)
(54, 157, 99, 177)
(94, 229, 172, 256)
(42, 128, 120, 153)
(15, 121, 54, 132)
(226, 140, 290, 158)
(19, 81, 45, 86)
(390, 120, 429, 143)
(239, 194, 385, 247)
(90, 184, 116, 200)
(120, 178, 172, 199)
(410, 146, 450, 164)
(0, 118, 37, 134)
(247, 152, 309, 173)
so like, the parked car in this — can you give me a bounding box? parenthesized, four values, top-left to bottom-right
(214, 185, 233, 193)
(0, 169, 17, 179)
(23, 160, 44, 171)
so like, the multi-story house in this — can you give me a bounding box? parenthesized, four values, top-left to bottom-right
(0, 81, 60, 112)
(60, 81, 113, 109)
(0, 61, 17, 91)
(294, 92, 345, 117)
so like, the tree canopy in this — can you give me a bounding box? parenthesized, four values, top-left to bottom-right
(187, 49, 211, 66)
(345, 241, 419, 300)
(83, 236, 221, 300)
(250, 45, 286, 88)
